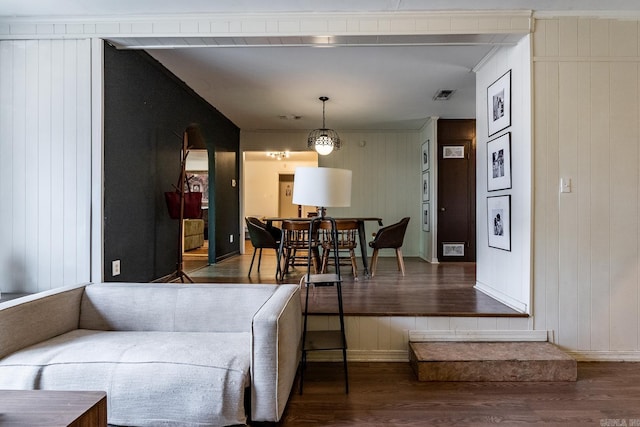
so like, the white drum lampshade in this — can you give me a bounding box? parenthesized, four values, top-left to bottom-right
(292, 167, 352, 213)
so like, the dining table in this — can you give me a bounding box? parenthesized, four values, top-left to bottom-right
(262, 216, 383, 278)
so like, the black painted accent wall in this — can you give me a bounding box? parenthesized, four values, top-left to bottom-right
(103, 42, 240, 282)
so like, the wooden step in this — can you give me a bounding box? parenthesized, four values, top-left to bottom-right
(409, 341, 577, 382)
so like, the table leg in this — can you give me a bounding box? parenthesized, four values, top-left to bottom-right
(357, 221, 370, 278)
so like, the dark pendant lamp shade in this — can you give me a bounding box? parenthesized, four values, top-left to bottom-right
(307, 96, 341, 155)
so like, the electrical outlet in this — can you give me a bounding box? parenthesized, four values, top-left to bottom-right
(229, 234, 234, 243)
(112, 260, 121, 276)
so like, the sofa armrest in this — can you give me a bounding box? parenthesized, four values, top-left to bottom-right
(250, 284, 302, 422)
(0, 283, 86, 360)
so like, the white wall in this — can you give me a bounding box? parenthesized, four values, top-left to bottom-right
(243, 154, 317, 219)
(533, 17, 640, 359)
(241, 129, 423, 257)
(474, 36, 533, 314)
(418, 118, 437, 262)
(185, 149, 208, 171)
(0, 39, 92, 293)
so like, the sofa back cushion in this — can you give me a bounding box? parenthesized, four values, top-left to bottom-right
(79, 283, 278, 332)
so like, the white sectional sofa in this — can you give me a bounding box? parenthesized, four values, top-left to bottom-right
(0, 282, 302, 426)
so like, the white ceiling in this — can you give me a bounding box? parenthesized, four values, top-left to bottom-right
(145, 43, 493, 131)
(4, 1, 640, 131)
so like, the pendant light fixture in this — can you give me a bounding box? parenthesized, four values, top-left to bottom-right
(307, 96, 341, 155)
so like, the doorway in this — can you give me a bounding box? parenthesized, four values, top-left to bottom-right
(278, 174, 298, 217)
(437, 119, 476, 262)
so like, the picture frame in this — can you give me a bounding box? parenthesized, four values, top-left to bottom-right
(487, 132, 512, 191)
(422, 171, 430, 202)
(422, 202, 430, 232)
(487, 195, 511, 251)
(487, 69, 511, 136)
(421, 139, 430, 171)
(187, 171, 209, 208)
(443, 146, 465, 159)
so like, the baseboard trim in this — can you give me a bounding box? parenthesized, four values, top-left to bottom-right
(474, 280, 529, 313)
(409, 329, 548, 342)
(567, 351, 640, 362)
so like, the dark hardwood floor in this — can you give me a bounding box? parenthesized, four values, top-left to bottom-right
(269, 362, 640, 426)
(184, 241, 525, 317)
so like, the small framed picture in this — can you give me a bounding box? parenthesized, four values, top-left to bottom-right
(487, 133, 512, 191)
(487, 70, 512, 136)
(487, 195, 511, 251)
(422, 203, 430, 232)
(422, 171, 430, 202)
(187, 171, 209, 207)
(421, 139, 430, 171)
(443, 146, 465, 159)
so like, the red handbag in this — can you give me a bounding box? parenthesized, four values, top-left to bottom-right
(164, 191, 202, 219)
(165, 174, 203, 219)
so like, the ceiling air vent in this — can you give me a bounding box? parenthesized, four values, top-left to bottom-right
(433, 89, 456, 101)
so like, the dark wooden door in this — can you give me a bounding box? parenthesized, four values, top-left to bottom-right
(437, 120, 476, 262)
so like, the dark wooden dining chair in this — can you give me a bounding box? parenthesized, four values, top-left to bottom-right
(245, 217, 282, 279)
(368, 217, 410, 277)
(281, 220, 320, 275)
(319, 219, 359, 279)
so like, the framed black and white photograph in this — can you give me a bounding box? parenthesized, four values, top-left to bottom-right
(422, 202, 430, 232)
(421, 139, 430, 171)
(422, 171, 430, 202)
(487, 132, 512, 191)
(443, 146, 465, 159)
(487, 70, 511, 136)
(487, 195, 511, 251)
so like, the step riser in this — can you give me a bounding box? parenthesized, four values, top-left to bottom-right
(410, 359, 577, 381)
(409, 342, 577, 382)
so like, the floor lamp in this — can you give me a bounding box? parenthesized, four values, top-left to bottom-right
(165, 129, 196, 283)
(292, 166, 352, 394)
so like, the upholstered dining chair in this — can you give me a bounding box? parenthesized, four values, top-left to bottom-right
(368, 217, 410, 277)
(245, 217, 282, 279)
(319, 219, 359, 279)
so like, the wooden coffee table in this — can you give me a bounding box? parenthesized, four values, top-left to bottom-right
(0, 390, 107, 426)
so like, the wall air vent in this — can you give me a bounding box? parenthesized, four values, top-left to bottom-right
(433, 89, 456, 101)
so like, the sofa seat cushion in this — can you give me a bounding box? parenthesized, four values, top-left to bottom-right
(0, 329, 251, 427)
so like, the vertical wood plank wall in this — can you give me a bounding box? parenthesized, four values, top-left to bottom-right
(306, 314, 532, 361)
(534, 18, 640, 357)
(0, 39, 92, 293)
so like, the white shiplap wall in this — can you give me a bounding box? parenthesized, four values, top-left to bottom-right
(475, 35, 533, 315)
(533, 17, 640, 359)
(0, 39, 92, 293)
(307, 314, 532, 362)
